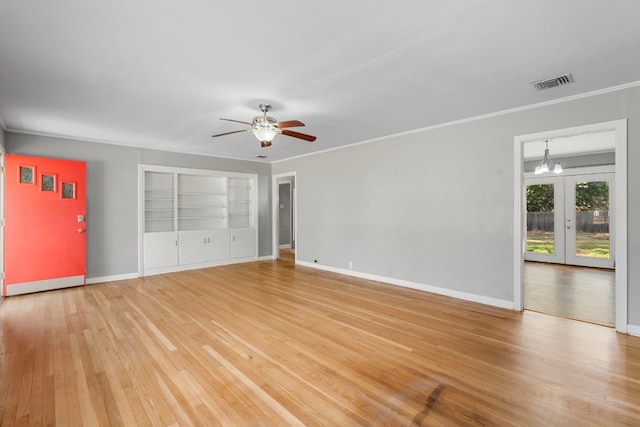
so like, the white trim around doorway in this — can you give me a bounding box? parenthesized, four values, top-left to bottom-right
(514, 119, 628, 333)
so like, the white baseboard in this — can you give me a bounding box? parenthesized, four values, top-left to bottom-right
(86, 273, 139, 285)
(279, 244, 291, 249)
(143, 256, 259, 277)
(6, 275, 85, 296)
(296, 261, 514, 310)
(6, 257, 275, 293)
(628, 324, 640, 337)
(5, 274, 140, 295)
(94, 255, 273, 281)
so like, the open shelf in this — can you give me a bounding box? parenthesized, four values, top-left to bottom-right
(143, 169, 255, 232)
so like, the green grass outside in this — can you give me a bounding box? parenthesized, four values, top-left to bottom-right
(527, 231, 610, 258)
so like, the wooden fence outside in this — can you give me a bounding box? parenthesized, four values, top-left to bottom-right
(527, 210, 610, 233)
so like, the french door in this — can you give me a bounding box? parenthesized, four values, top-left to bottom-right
(525, 171, 614, 269)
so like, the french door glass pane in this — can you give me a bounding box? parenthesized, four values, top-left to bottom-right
(574, 181, 610, 259)
(526, 184, 555, 254)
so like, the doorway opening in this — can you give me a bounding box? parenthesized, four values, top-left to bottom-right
(272, 172, 296, 261)
(514, 120, 627, 332)
(524, 167, 615, 326)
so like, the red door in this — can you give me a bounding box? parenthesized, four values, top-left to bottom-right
(4, 154, 86, 296)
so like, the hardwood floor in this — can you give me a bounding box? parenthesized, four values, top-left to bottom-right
(524, 261, 615, 326)
(1, 255, 639, 426)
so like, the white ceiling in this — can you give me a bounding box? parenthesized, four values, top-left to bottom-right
(1, 1, 639, 163)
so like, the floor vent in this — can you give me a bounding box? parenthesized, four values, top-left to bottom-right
(531, 73, 574, 90)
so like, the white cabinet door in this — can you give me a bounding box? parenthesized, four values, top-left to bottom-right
(144, 232, 179, 269)
(180, 229, 231, 265)
(230, 228, 256, 259)
(207, 229, 230, 261)
(180, 231, 207, 265)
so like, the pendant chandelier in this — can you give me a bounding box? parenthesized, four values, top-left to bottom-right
(534, 140, 563, 175)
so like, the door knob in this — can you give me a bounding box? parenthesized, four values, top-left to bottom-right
(77, 228, 86, 233)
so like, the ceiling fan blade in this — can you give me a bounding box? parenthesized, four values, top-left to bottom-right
(281, 129, 317, 142)
(275, 120, 305, 129)
(211, 129, 251, 138)
(219, 118, 252, 126)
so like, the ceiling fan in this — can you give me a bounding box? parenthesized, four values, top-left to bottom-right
(212, 103, 317, 147)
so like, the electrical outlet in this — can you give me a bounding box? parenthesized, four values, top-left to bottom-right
(349, 261, 353, 269)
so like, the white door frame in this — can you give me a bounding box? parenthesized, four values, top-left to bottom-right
(272, 172, 297, 261)
(514, 119, 628, 333)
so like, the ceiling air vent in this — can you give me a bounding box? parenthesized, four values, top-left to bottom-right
(531, 73, 574, 91)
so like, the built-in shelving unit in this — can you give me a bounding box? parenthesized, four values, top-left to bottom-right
(228, 177, 253, 229)
(139, 165, 258, 276)
(144, 172, 175, 233)
(178, 174, 228, 231)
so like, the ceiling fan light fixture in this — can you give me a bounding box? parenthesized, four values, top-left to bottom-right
(252, 128, 277, 144)
(212, 103, 316, 148)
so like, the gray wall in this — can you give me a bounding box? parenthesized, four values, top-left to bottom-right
(5, 133, 273, 280)
(273, 86, 639, 325)
(0, 128, 5, 149)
